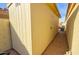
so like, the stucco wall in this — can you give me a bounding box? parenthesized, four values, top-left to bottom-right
(8, 3, 32, 55)
(0, 19, 11, 52)
(31, 4, 59, 55)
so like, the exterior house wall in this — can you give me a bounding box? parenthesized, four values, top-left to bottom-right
(8, 3, 60, 55)
(31, 4, 59, 55)
(71, 6, 79, 54)
(8, 3, 32, 55)
(66, 4, 79, 55)
(66, 9, 76, 50)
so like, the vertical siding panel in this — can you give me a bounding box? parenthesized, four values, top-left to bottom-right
(15, 4, 19, 36)
(20, 4, 25, 46)
(20, 4, 25, 45)
(24, 4, 32, 54)
(8, 3, 32, 54)
(9, 4, 16, 46)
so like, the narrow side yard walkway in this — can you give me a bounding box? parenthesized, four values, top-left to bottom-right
(43, 31, 69, 55)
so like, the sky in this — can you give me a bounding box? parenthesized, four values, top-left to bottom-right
(57, 3, 68, 22)
(0, 3, 7, 9)
(0, 3, 68, 22)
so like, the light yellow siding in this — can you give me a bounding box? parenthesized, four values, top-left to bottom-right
(8, 3, 32, 55)
(66, 10, 76, 50)
(0, 19, 11, 52)
(31, 4, 59, 55)
(71, 6, 79, 55)
(66, 4, 79, 55)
